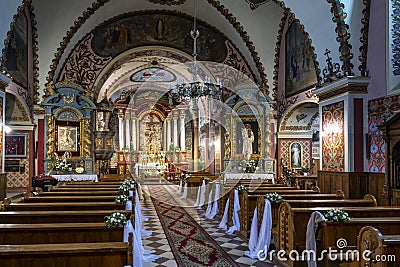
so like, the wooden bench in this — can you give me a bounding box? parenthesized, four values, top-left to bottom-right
(49, 186, 120, 192)
(358, 226, 400, 267)
(0, 234, 133, 267)
(278, 204, 400, 267)
(1, 199, 126, 211)
(35, 190, 122, 196)
(238, 190, 345, 236)
(0, 222, 125, 244)
(0, 210, 131, 224)
(22, 194, 126, 203)
(316, 218, 400, 266)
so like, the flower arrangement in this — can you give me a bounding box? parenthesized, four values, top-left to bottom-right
(122, 178, 134, 188)
(104, 212, 127, 228)
(51, 153, 71, 174)
(236, 185, 248, 192)
(324, 209, 350, 222)
(245, 160, 258, 173)
(119, 183, 131, 193)
(264, 192, 283, 203)
(115, 194, 129, 204)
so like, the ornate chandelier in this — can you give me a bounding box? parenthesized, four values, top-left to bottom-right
(167, 0, 223, 103)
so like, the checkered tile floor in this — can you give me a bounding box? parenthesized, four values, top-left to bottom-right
(139, 182, 277, 267)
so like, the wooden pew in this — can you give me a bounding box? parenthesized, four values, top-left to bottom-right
(0, 222, 124, 244)
(278, 204, 400, 267)
(0, 234, 133, 267)
(57, 184, 121, 188)
(1, 199, 126, 211)
(36, 190, 122, 196)
(358, 226, 400, 267)
(316, 218, 400, 266)
(238, 190, 345, 236)
(63, 181, 122, 186)
(22, 194, 124, 203)
(49, 186, 120, 192)
(0, 210, 131, 224)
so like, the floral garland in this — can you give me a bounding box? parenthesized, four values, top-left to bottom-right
(115, 194, 129, 204)
(324, 209, 350, 222)
(104, 212, 127, 228)
(264, 192, 283, 203)
(236, 185, 248, 192)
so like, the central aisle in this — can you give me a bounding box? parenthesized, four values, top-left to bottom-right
(139, 183, 276, 267)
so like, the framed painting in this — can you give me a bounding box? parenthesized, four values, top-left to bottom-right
(285, 20, 318, 97)
(5, 134, 27, 158)
(57, 126, 78, 152)
(289, 142, 302, 169)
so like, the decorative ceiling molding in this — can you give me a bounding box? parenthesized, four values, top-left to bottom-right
(147, 0, 185, 5)
(245, 0, 271, 10)
(45, 0, 111, 94)
(27, 0, 40, 104)
(327, 0, 354, 77)
(358, 0, 370, 77)
(272, 9, 288, 102)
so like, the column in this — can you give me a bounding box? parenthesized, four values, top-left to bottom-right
(166, 118, 171, 150)
(192, 103, 199, 171)
(173, 114, 178, 147)
(118, 111, 125, 150)
(132, 116, 137, 151)
(180, 112, 186, 151)
(125, 111, 131, 149)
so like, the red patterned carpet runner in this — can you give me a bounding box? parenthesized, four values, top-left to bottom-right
(148, 185, 240, 267)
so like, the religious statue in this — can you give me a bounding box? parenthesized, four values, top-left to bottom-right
(242, 124, 254, 159)
(224, 132, 231, 158)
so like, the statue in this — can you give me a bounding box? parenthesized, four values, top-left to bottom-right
(242, 124, 254, 159)
(224, 132, 231, 158)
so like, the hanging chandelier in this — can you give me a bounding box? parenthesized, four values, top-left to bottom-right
(167, 0, 223, 103)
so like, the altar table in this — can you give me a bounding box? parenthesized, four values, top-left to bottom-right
(223, 172, 275, 184)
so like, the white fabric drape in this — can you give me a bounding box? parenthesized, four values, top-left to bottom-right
(204, 188, 214, 218)
(218, 198, 230, 230)
(245, 199, 272, 259)
(245, 208, 258, 257)
(124, 220, 142, 267)
(194, 185, 201, 207)
(181, 182, 188, 198)
(125, 200, 132, 211)
(135, 191, 152, 237)
(209, 183, 220, 219)
(197, 180, 206, 209)
(129, 190, 134, 197)
(226, 189, 240, 234)
(137, 183, 144, 200)
(306, 211, 325, 267)
(178, 180, 183, 194)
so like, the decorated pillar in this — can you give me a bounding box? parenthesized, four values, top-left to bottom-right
(166, 118, 171, 150)
(131, 111, 137, 151)
(125, 110, 131, 149)
(173, 114, 179, 148)
(180, 111, 186, 151)
(315, 77, 369, 172)
(193, 103, 200, 171)
(118, 110, 125, 150)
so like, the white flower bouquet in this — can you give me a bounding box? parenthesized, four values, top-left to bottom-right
(119, 183, 130, 193)
(115, 194, 129, 204)
(104, 211, 127, 228)
(236, 185, 248, 192)
(264, 192, 283, 203)
(51, 153, 71, 173)
(122, 178, 134, 188)
(324, 209, 350, 222)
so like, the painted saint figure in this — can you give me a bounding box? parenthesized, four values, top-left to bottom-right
(242, 124, 254, 159)
(291, 143, 301, 168)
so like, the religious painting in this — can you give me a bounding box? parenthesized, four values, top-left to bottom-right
(5, 134, 27, 158)
(285, 20, 318, 97)
(91, 12, 227, 61)
(57, 126, 78, 152)
(236, 121, 259, 157)
(2, 8, 28, 88)
(289, 142, 302, 169)
(130, 67, 176, 82)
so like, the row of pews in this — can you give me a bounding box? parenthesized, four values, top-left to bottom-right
(0, 181, 134, 267)
(211, 178, 400, 267)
